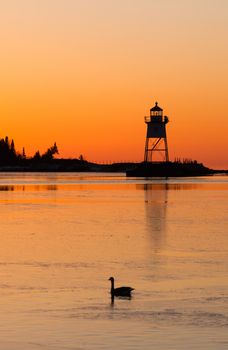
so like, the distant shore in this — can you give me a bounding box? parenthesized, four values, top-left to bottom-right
(0, 159, 137, 173)
(0, 159, 227, 176)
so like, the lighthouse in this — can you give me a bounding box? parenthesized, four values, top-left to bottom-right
(144, 102, 169, 162)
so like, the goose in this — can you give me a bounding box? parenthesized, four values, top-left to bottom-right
(108, 277, 134, 297)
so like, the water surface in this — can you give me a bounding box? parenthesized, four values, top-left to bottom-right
(0, 173, 227, 349)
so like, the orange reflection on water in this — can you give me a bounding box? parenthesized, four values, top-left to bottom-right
(0, 175, 227, 349)
(0, 181, 228, 193)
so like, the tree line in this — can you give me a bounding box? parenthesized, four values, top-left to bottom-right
(0, 136, 59, 165)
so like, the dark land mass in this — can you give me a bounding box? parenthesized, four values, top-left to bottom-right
(0, 158, 227, 177)
(0, 136, 227, 176)
(0, 158, 138, 173)
(126, 161, 228, 177)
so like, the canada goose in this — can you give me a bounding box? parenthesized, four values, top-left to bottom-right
(108, 277, 134, 297)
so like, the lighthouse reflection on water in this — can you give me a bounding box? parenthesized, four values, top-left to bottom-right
(141, 183, 168, 253)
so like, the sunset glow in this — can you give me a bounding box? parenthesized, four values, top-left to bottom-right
(0, 0, 228, 168)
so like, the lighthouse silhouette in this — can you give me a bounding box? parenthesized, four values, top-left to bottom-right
(144, 102, 169, 162)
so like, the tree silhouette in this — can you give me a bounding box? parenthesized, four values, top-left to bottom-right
(33, 151, 41, 161)
(41, 142, 59, 161)
(22, 147, 26, 159)
(0, 136, 18, 164)
(0, 136, 60, 166)
(79, 154, 85, 161)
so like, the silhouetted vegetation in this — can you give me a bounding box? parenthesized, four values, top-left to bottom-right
(0, 136, 59, 166)
(31, 142, 59, 162)
(174, 157, 200, 165)
(0, 137, 19, 165)
(79, 154, 87, 162)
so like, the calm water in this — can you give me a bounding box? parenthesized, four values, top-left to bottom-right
(0, 172, 227, 350)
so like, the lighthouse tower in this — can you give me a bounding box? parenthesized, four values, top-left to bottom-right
(144, 102, 169, 162)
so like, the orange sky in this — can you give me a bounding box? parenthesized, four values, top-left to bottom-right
(0, 0, 228, 168)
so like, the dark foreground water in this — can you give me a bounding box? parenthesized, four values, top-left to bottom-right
(0, 173, 227, 349)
